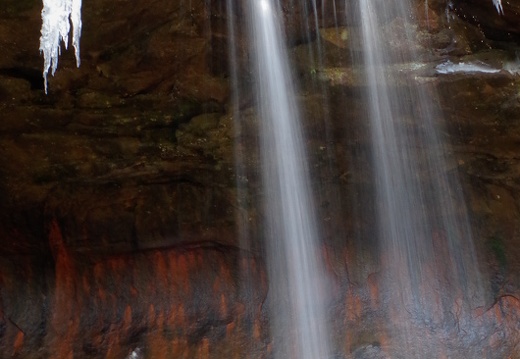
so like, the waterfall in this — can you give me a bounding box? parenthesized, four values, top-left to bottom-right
(245, 1, 332, 358)
(232, 0, 489, 356)
(356, 0, 484, 355)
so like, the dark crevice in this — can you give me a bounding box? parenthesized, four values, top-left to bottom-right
(0, 67, 44, 90)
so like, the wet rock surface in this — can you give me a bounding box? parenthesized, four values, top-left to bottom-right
(452, 0, 520, 41)
(0, 0, 520, 358)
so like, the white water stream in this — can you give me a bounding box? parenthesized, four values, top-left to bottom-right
(357, 0, 484, 355)
(246, 1, 332, 358)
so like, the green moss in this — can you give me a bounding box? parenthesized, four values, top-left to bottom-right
(33, 164, 78, 184)
(488, 234, 507, 268)
(3, 0, 37, 15)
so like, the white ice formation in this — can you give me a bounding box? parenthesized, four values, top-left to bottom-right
(493, 0, 504, 14)
(39, 0, 82, 93)
(436, 60, 501, 74)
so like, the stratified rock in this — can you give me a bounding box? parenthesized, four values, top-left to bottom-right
(0, 0, 520, 358)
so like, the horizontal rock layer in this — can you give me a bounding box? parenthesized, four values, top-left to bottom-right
(0, 0, 520, 358)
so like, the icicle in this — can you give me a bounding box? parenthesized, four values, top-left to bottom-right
(39, 0, 82, 93)
(493, 0, 504, 15)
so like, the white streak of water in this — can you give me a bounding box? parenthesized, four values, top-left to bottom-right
(357, 0, 485, 355)
(246, 1, 331, 358)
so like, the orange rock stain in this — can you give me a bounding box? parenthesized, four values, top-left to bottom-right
(12, 331, 24, 355)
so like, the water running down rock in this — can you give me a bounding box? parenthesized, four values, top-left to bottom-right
(0, 0, 518, 357)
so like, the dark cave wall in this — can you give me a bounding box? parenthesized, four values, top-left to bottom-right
(0, 0, 520, 358)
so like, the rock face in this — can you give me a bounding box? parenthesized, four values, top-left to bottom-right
(0, 0, 520, 358)
(452, 0, 520, 41)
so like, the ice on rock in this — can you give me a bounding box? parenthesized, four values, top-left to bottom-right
(39, 0, 82, 93)
(436, 60, 501, 74)
(493, 0, 504, 14)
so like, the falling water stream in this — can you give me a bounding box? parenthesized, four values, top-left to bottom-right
(356, 0, 484, 355)
(246, 1, 332, 358)
(236, 0, 487, 357)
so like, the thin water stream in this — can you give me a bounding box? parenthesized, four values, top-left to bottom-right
(356, 0, 484, 355)
(246, 1, 332, 358)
